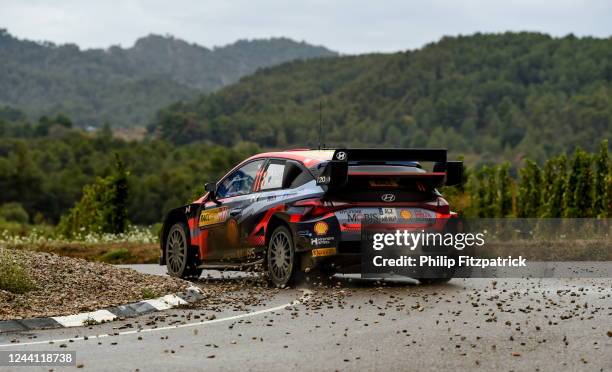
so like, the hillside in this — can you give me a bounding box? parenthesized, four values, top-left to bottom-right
(153, 32, 612, 162)
(0, 29, 337, 128)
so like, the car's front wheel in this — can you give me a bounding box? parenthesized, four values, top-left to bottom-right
(267, 226, 299, 288)
(166, 222, 202, 280)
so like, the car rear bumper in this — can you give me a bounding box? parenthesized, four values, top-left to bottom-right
(292, 211, 458, 274)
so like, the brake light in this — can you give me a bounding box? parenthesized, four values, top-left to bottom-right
(424, 198, 450, 215)
(293, 198, 347, 218)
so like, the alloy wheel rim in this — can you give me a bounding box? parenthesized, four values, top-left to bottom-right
(167, 228, 186, 274)
(270, 232, 292, 281)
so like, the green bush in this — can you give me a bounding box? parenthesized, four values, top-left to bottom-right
(0, 250, 35, 294)
(151, 223, 163, 238)
(0, 202, 29, 224)
(57, 154, 129, 237)
(140, 288, 157, 299)
(99, 248, 131, 263)
(0, 219, 29, 236)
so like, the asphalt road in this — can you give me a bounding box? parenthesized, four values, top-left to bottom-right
(1, 266, 610, 372)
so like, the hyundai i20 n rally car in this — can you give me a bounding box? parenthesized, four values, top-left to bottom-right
(160, 148, 463, 287)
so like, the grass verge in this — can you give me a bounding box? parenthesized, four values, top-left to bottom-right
(4, 242, 159, 264)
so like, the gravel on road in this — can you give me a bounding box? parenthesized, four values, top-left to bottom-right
(0, 248, 188, 320)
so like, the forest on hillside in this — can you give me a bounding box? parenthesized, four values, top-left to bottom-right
(1, 32, 610, 231)
(0, 112, 609, 229)
(153, 32, 611, 163)
(0, 114, 259, 225)
(0, 29, 336, 128)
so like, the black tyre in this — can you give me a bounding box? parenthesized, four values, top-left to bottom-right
(266, 226, 299, 288)
(166, 222, 202, 280)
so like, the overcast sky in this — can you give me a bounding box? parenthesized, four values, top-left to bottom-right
(1, 0, 610, 54)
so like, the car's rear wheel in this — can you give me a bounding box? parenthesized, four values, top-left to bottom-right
(267, 226, 298, 288)
(166, 222, 202, 280)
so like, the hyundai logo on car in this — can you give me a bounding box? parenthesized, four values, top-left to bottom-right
(381, 193, 396, 202)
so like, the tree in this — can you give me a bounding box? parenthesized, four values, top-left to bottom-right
(497, 163, 513, 217)
(542, 154, 567, 217)
(109, 154, 129, 233)
(518, 160, 541, 217)
(563, 148, 593, 217)
(474, 168, 487, 218)
(593, 139, 609, 217)
(57, 154, 129, 236)
(484, 166, 499, 217)
(607, 172, 612, 218)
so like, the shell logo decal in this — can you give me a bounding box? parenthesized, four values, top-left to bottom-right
(400, 209, 412, 219)
(313, 221, 329, 236)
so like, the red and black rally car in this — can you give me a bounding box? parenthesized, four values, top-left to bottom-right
(160, 149, 463, 287)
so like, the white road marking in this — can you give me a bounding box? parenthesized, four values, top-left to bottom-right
(0, 290, 312, 348)
(143, 294, 188, 310)
(52, 310, 117, 328)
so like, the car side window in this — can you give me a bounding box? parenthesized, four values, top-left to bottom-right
(282, 161, 314, 189)
(216, 160, 264, 198)
(260, 160, 285, 191)
(288, 168, 314, 188)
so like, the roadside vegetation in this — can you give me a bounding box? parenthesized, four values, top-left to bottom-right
(0, 117, 260, 226)
(0, 134, 608, 264)
(0, 225, 160, 264)
(443, 140, 610, 218)
(140, 288, 158, 300)
(0, 248, 35, 294)
(0, 248, 187, 320)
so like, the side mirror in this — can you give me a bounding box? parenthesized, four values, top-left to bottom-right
(204, 182, 216, 192)
(204, 182, 218, 202)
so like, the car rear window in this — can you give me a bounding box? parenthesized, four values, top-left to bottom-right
(260, 160, 314, 190)
(260, 162, 285, 190)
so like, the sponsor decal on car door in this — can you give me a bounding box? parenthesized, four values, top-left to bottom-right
(200, 159, 265, 260)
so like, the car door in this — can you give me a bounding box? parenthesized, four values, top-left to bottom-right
(232, 159, 288, 259)
(198, 159, 265, 261)
(229, 159, 319, 262)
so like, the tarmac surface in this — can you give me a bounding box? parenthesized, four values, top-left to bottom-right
(1, 265, 610, 371)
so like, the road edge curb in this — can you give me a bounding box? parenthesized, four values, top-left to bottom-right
(0, 285, 205, 333)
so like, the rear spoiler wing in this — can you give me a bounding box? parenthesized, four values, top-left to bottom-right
(316, 148, 463, 189)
